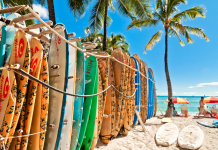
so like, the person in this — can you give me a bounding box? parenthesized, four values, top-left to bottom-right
(198, 97, 207, 117)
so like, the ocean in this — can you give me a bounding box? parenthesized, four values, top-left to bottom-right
(157, 96, 216, 115)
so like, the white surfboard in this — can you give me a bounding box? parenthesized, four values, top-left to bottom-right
(178, 125, 204, 149)
(156, 123, 179, 146)
(58, 42, 77, 150)
(44, 23, 69, 150)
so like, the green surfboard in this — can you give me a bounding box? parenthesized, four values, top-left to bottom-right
(76, 56, 98, 150)
(81, 61, 98, 150)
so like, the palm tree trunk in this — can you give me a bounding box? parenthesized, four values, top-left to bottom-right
(47, 0, 56, 27)
(164, 27, 173, 117)
(103, 0, 109, 52)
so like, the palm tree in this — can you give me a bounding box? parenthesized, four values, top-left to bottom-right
(89, 0, 152, 52)
(4, 0, 46, 26)
(127, 0, 209, 117)
(81, 28, 130, 54)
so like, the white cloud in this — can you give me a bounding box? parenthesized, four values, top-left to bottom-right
(215, 92, 218, 93)
(188, 86, 194, 88)
(196, 82, 218, 87)
(33, 4, 49, 19)
(173, 92, 176, 94)
(183, 92, 197, 95)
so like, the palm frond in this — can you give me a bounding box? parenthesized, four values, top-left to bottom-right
(170, 22, 209, 42)
(109, 0, 115, 12)
(89, 0, 105, 33)
(127, 18, 160, 30)
(167, 0, 187, 16)
(144, 28, 163, 53)
(153, 12, 164, 23)
(169, 27, 185, 46)
(171, 6, 206, 22)
(128, 0, 153, 19)
(67, 0, 90, 20)
(115, 0, 135, 19)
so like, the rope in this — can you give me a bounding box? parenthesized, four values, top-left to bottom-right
(25, 6, 156, 84)
(13, 68, 136, 98)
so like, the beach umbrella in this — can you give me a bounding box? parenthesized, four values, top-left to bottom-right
(204, 96, 218, 103)
(165, 97, 190, 104)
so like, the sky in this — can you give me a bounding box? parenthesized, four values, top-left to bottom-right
(33, 0, 218, 96)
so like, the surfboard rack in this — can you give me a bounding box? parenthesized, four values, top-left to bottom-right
(9, 12, 38, 25)
(68, 32, 76, 37)
(69, 37, 81, 42)
(41, 27, 65, 35)
(49, 74, 60, 78)
(28, 21, 53, 30)
(0, 5, 27, 14)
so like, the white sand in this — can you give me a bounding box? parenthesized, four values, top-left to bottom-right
(95, 115, 218, 150)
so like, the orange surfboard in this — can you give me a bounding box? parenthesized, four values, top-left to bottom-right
(90, 69, 103, 149)
(20, 50, 43, 150)
(0, 69, 17, 146)
(111, 49, 124, 138)
(119, 52, 128, 130)
(97, 52, 109, 135)
(6, 39, 30, 150)
(100, 59, 116, 144)
(122, 53, 131, 135)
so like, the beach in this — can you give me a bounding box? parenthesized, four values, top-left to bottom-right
(95, 115, 218, 150)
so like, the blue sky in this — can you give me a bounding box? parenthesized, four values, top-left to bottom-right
(34, 0, 218, 96)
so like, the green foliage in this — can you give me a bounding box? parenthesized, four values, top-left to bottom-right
(81, 28, 130, 55)
(3, 0, 46, 26)
(128, 0, 209, 52)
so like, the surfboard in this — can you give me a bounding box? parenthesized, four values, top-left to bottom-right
(153, 84, 157, 117)
(9, 29, 28, 85)
(97, 52, 109, 135)
(81, 57, 98, 150)
(70, 41, 85, 150)
(44, 23, 69, 150)
(90, 69, 103, 150)
(143, 61, 148, 121)
(130, 57, 141, 125)
(129, 58, 136, 127)
(156, 123, 179, 146)
(197, 120, 217, 128)
(213, 119, 218, 126)
(149, 68, 155, 118)
(100, 59, 115, 144)
(111, 49, 124, 138)
(133, 55, 145, 124)
(5, 13, 18, 62)
(20, 50, 43, 150)
(5, 41, 30, 150)
(76, 56, 98, 150)
(122, 53, 131, 135)
(178, 125, 204, 149)
(27, 37, 45, 150)
(39, 50, 49, 150)
(0, 69, 16, 146)
(0, 0, 5, 73)
(119, 52, 128, 131)
(59, 41, 77, 150)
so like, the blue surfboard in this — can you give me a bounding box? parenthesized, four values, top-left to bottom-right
(148, 70, 154, 119)
(130, 57, 141, 125)
(70, 41, 85, 150)
(5, 13, 19, 62)
(0, 0, 6, 72)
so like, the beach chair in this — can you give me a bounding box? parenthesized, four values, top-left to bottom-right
(209, 107, 217, 117)
(179, 105, 190, 117)
(213, 104, 218, 111)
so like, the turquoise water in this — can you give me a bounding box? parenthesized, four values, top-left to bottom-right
(157, 96, 215, 115)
